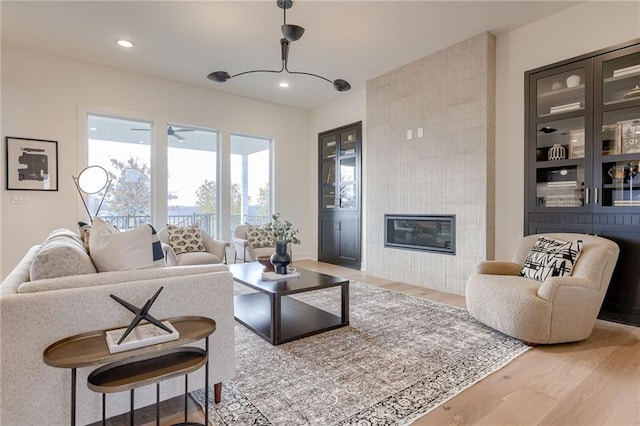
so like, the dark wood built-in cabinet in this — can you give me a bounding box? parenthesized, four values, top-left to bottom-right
(525, 38, 640, 326)
(318, 122, 362, 269)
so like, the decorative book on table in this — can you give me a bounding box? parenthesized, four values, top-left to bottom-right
(262, 270, 301, 281)
(106, 321, 179, 353)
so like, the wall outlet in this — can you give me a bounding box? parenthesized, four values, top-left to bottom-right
(11, 193, 29, 204)
(417, 127, 424, 138)
(406, 129, 413, 140)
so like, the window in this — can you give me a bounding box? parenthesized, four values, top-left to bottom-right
(167, 126, 219, 238)
(230, 134, 272, 231)
(87, 115, 152, 230)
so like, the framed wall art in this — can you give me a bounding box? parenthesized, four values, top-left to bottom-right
(601, 124, 622, 156)
(621, 118, 640, 154)
(568, 129, 585, 159)
(5, 137, 59, 191)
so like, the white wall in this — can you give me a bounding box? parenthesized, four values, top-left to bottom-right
(309, 89, 367, 266)
(494, 1, 640, 259)
(1, 46, 313, 277)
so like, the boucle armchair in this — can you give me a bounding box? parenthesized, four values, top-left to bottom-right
(466, 233, 619, 344)
(232, 224, 275, 262)
(159, 226, 229, 266)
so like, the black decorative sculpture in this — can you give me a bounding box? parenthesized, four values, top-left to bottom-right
(110, 287, 173, 345)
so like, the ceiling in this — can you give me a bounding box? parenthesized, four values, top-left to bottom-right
(2, 1, 578, 110)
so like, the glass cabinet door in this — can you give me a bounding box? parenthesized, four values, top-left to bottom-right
(595, 44, 640, 210)
(534, 117, 587, 208)
(340, 129, 357, 155)
(536, 68, 587, 118)
(598, 108, 640, 208)
(529, 59, 592, 211)
(601, 50, 640, 106)
(320, 135, 337, 209)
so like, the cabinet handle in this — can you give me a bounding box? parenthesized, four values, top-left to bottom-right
(594, 187, 599, 204)
(585, 187, 590, 205)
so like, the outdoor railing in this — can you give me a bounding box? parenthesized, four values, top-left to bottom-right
(99, 213, 269, 239)
(101, 214, 216, 237)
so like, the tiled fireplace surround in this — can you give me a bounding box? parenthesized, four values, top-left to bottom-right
(366, 32, 496, 295)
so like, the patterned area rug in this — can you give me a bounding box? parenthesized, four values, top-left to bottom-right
(193, 282, 529, 425)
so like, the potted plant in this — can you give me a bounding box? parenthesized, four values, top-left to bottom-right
(260, 213, 300, 274)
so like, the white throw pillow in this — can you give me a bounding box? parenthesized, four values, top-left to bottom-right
(89, 218, 165, 272)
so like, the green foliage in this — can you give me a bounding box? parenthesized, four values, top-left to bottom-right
(256, 183, 270, 216)
(195, 179, 217, 214)
(260, 212, 300, 245)
(231, 183, 242, 215)
(106, 157, 150, 216)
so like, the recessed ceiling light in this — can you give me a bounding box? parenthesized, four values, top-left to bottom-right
(279, 82, 290, 88)
(117, 39, 134, 48)
(89, 127, 98, 131)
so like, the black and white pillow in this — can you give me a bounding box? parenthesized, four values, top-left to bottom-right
(246, 224, 274, 248)
(166, 224, 206, 255)
(520, 236, 583, 282)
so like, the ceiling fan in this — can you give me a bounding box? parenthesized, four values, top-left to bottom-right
(131, 126, 194, 141)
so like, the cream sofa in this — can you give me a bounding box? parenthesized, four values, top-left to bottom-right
(0, 229, 236, 425)
(466, 233, 619, 344)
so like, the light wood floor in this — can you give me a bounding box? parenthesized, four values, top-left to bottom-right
(103, 260, 640, 425)
(298, 260, 640, 426)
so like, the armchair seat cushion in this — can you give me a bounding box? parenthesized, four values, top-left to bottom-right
(176, 251, 222, 266)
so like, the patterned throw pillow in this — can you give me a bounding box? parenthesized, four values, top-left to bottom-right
(245, 224, 274, 248)
(520, 236, 583, 282)
(166, 224, 206, 255)
(78, 221, 92, 253)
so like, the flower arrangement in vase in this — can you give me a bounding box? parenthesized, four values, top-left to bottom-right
(259, 213, 301, 274)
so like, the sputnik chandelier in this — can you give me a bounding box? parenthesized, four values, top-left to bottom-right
(207, 0, 351, 92)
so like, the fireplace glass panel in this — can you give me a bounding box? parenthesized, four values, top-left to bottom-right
(385, 215, 455, 254)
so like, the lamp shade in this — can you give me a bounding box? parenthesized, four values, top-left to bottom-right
(281, 24, 305, 42)
(207, 71, 231, 82)
(77, 165, 109, 194)
(333, 79, 351, 92)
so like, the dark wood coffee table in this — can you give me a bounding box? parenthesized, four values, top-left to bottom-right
(228, 262, 349, 345)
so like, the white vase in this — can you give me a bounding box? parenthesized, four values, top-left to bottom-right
(566, 75, 580, 88)
(548, 144, 566, 161)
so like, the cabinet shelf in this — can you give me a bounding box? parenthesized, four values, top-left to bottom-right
(536, 159, 584, 168)
(538, 84, 585, 99)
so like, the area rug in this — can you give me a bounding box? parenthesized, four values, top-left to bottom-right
(192, 282, 529, 425)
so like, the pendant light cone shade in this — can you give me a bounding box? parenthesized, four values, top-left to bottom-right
(207, 0, 350, 92)
(281, 24, 305, 41)
(208, 71, 231, 82)
(333, 79, 351, 92)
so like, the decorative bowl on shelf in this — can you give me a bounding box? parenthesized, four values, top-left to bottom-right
(257, 255, 275, 272)
(623, 85, 640, 100)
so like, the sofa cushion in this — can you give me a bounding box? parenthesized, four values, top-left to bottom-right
(246, 224, 274, 248)
(166, 224, 206, 255)
(521, 236, 583, 282)
(18, 263, 229, 293)
(30, 229, 97, 281)
(89, 218, 165, 272)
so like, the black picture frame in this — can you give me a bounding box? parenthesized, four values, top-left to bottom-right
(5, 137, 59, 191)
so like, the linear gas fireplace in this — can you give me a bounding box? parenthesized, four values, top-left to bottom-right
(385, 214, 455, 255)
